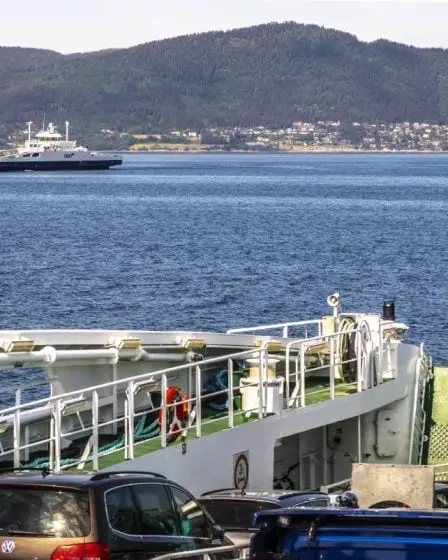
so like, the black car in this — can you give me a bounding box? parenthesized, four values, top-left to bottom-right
(198, 488, 331, 548)
(0, 469, 229, 560)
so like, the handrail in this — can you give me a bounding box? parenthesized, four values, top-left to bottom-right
(227, 319, 322, 338)
(0, 322, 394, 472)
(151, 544, 247, 560)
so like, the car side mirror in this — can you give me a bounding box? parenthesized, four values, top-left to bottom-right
(212, 523, 225, 541)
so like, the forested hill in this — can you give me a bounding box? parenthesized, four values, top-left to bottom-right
(1, 21, 448, 135)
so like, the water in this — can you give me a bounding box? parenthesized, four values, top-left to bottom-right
(0, 152, 448, 401)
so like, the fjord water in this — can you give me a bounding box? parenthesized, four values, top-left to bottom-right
(1, 152, 448, 399)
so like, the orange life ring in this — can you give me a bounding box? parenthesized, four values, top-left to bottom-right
(158, 387, 188, 443)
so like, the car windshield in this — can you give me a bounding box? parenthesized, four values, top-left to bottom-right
(199, 500, 278, 530)
(0, 487, 90, 537)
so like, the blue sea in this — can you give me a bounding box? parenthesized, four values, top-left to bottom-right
(1, 152, 448, 402)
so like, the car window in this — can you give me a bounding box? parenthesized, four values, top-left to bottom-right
(171, 486, 211, 539)
(0, 487, 90, 537)
(132, 483, 179, 536)
(293, 498, 329, 508)
(106, 485, 140, 535)
(197, 499, 278, 530)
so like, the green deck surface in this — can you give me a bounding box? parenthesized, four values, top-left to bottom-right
(77, 378, 355, 471)
(428, 367, 448, 465)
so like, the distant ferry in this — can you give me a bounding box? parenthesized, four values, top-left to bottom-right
(0, 121, 122, 172)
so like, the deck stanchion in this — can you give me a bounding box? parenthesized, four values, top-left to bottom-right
(196, 366, 202, 438)
(285, 347, 290, 408)
(126, 382, 135, 459)
(161, 374, 167, 447)
(92, 390, 99, 471)
(124, 398, 129, 460)
(227, 358, 234, 428)
(300, 343, 306, 408)
(330, 336, 335, 400)
(54, 399, 62, 472)
(258, 350, 264, 419)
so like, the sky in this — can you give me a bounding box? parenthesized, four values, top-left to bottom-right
(2, 0, 448, 54)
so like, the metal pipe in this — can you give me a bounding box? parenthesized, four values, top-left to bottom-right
(92, 391, 99, 471)
(161, 374, 167, 448)
(195, 366, 202, 438)
(0, 347, 55, 367)
(300, 344, 305, 408)
(227, 358, 234, 429)
(258, 352, 264, 419)
(330, 337, 335, 400)
(126, 382, 135, 459)
(227, 319, 321, 335)
(54, 400, 62, 472)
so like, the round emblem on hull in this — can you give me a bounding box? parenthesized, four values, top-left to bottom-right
(234, 453, 249, 490)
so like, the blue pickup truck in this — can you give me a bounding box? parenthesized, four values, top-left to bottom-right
(250, 507, 448, 559)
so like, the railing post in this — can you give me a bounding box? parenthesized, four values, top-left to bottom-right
(49, 413, 55, 470)
(356, 328, 363, 391)
(13, 407, 21, 469)
(126, 382, 135, 459)
(378, 324, 383, 384)
(161, 374, 167, 448)
(54, 399, 62, 472)
(227, 358, 234, 428)
(285, 346, 290, 409)
(263, 349, 269, 416)
(300, 343, 305, 408)
(124, 398, 129, 460)
(283, 325, 288, 338)
(92, 390, 99, 471)
(13, 389, 21, 469)
(112, 361, 118, 435)
(330, 336, 335, 400)
(258, 351, 264, 419)
(195, 366, 202, 438)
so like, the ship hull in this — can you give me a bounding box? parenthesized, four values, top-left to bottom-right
(0, 154, 122, 172)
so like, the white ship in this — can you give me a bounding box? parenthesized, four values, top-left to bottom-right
(0, 293, 441, 496)
(0, 121, 122, 171)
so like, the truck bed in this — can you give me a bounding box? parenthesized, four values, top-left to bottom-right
(250, 508, 448, 559)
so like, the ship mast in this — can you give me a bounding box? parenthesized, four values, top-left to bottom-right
(26, 121, 33, 144)
(65, 121, 69, 142)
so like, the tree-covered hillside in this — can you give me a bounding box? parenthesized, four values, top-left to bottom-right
(1, 22, 448, 137)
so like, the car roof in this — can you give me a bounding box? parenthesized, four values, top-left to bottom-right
(0, 469, 171, 489)
(199, 488, 328, 504)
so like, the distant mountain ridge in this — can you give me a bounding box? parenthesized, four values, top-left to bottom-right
(1, 21, 448, 136)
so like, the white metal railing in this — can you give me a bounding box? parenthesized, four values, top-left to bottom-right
(0, 322, 394, 472)
(227, 319, 322, 339)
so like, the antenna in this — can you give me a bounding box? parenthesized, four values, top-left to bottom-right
(43, 113, 46, 131)
(65, 121, 69, 142)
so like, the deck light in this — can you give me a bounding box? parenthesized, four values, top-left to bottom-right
(60, 396, 89, 417)
(106, 336, 141, 350)
(134, 378, 160, 395)
(179, 338, 207, 350)
(256, 340, 283, 352)
(383, 322, 409, 341)
(0, 338, 35, 353)
(0, 418, 9, 434)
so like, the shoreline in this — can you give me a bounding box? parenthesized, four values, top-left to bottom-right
(116, 148, 448, 155)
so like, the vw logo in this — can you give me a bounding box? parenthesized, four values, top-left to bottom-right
(1, 540, 15, 554)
